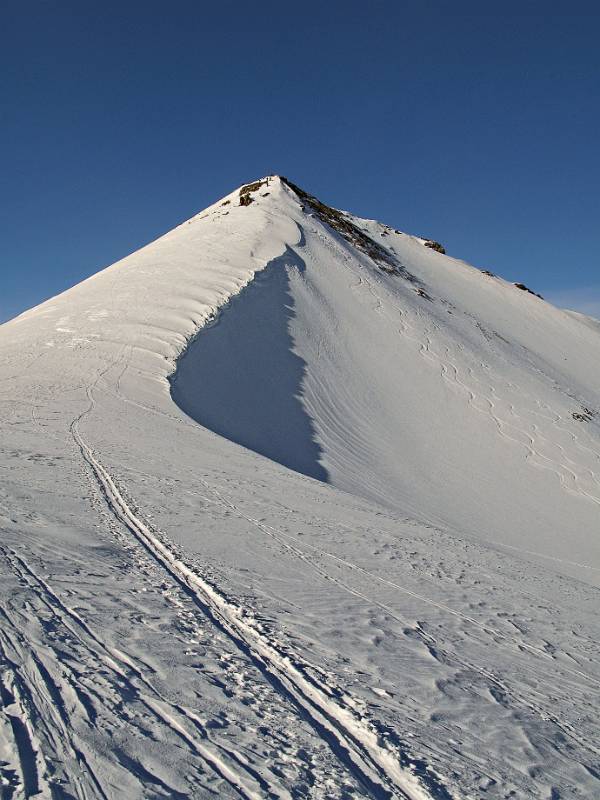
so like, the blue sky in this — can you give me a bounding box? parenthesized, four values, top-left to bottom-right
(2, 1, 599, 322)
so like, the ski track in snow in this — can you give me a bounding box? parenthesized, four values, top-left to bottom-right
(66, 370, 431, 800)
(66, 352, 600, 799)
(0, 543, 275, 800)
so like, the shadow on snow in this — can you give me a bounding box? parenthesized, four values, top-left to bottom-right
(170, 247, 328, 483)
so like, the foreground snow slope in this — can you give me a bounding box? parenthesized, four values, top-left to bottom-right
(0, 176, 598, 799)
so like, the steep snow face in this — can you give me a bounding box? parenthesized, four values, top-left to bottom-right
(1, 177, 599, 800)
(170, 178, 600, 583)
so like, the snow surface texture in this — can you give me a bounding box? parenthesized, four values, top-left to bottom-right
(0, 176, 599, 799)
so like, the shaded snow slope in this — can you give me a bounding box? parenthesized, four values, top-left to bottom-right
(0, 177, 599, 800)
(171, 246, 328, 482)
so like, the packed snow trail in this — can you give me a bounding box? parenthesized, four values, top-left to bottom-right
(70, 382, 432, 800)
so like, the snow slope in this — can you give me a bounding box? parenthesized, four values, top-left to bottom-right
(0, 176, 599, 799)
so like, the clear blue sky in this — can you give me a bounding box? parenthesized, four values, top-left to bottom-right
(2, 1, 599, 322)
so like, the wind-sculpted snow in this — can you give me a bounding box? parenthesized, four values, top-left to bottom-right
(0, 177, 599, 799)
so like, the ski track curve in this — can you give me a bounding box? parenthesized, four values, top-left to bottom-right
(69, 384, 434, 800)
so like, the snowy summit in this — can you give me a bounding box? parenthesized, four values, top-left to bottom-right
(1, 176, 599, 799)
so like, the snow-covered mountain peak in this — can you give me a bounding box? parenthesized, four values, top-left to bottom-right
(3, 173, 600, 562)
(1, 176, 599, 799)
